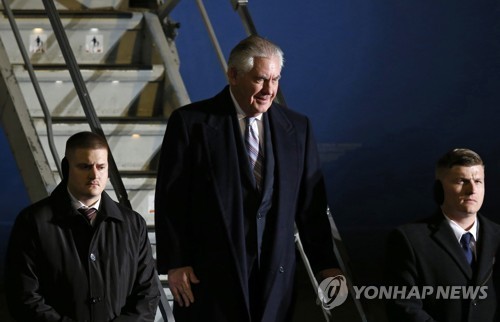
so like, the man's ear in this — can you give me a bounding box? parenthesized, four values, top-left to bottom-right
(227, 67, 238, 85)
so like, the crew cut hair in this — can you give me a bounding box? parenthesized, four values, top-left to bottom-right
(65, 131, 108, 157)
(435, 148, 484, 179)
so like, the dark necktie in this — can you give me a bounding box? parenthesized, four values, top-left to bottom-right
(245, 117, 263, 190)
(78, 207, 97, 223)
(460, 232, 474, 265)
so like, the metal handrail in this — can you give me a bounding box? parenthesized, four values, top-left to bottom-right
(230, 0, 257, 38)
(1, 0, 62, 177)
(195, 0, 228, 81)
(157, 0, 182, 22)
(40, 0, 131, 209)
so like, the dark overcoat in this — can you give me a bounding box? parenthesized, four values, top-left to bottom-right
(386, 212, 500, 322)
(155, 86, 337, 322)
(6, 183, 160, 322)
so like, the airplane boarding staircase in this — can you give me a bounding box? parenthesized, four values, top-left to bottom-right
(0, 1, 367, 321)
(0, 0, 187, 320)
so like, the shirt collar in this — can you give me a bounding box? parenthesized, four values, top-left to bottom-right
(443, 212, 478, 243)
(229, 88, 263, 121)
(67, 187, 101, 211)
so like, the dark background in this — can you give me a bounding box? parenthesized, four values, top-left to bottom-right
(2, 1, 500, 320)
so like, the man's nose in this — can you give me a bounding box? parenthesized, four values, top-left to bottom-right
(89, 166, 99, 178)
(467, 182, 477, 194)
(262, 80, 273, 93)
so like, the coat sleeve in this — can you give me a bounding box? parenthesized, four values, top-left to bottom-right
(294, 116, 338, 274)
(154, 109, 193, 273)
(112, 215, 160, 321)
(385, 228, 437, 322)
(5, 209, 75, 322)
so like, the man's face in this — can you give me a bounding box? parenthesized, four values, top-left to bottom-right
(228, 56, 281, 117)
(440, 165, 485, 219)
(66, 148, 108, 206)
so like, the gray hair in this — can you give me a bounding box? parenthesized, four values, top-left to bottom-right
(227, 35, 284, 74)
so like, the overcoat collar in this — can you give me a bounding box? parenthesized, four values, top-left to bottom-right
(429, 211, 498, 282)
(49, 181, 124, 223)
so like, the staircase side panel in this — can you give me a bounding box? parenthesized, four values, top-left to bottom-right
(0, 36, 56, 202)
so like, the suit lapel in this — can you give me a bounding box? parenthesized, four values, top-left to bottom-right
(201, 90, 252, 309)
(267, 105, 298, 204)
(258, 113, 274, 200)
(430, 215, 474, 279)
(474, 215, 499, 285)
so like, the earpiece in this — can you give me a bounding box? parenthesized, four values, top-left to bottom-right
(61, 157, 69, 181)
(433, 180, 444, 205)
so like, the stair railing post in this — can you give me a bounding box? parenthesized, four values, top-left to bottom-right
(1, 0, 62, 177)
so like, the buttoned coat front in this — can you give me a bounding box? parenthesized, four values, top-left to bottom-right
(5, 182, 160, 322)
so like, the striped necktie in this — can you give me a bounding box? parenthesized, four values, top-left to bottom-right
(245, 117, 264, 190)
(78, 207, 97, 223)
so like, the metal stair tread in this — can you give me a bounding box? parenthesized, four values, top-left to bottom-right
(0, 1, 134, 11)
(13, 64, 165, 81)
(30, 64, 156, 70)
(34, 120, 167, 136)
(0, 11, 144, 30)
(3, 10, 136, 19)
(49, 116, 168, 124)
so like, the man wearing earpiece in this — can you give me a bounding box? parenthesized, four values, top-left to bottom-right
(5, 131, 160, 321)
(386, 148, 500, 322)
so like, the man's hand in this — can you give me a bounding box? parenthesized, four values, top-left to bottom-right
(317, 268, 343, 282)
(168, 266, 200, 307)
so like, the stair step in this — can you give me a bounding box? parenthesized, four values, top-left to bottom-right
(107, 184, 156, 227)
(36, 120, 165, 171)
(14, 65, 164, 80)
(14, 65, 164, 117)
(0, 1, 130, 10)
(34, 119, 166, 135)
(0, 12, 146, 65)
(101, 174, 158, 224)
(5, 11, 135, 19)
(50, 117, 167, 124)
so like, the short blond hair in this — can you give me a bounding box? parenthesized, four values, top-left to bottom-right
(435, 148, 484, 180)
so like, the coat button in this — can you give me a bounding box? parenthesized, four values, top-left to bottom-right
(279, 266, 285, 273)
(257, 212, 263, 219)
(90, 297, 101, 304)
(90, 253, 96, 261)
